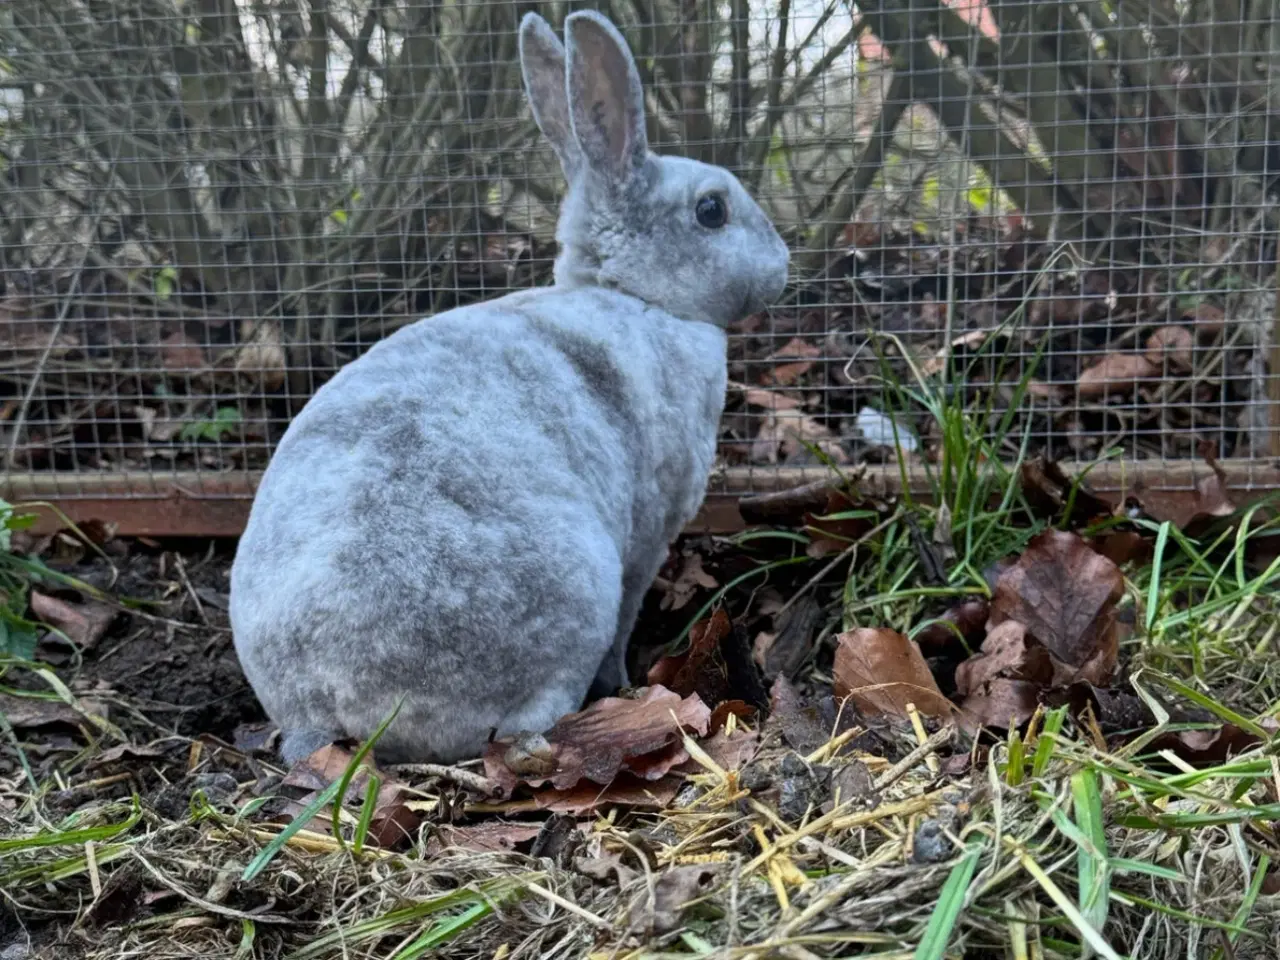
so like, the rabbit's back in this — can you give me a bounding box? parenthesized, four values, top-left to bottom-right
(229, 287, 727, 762)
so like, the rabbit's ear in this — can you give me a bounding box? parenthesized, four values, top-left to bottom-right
(564, 11, 648, 184)
(519, 12, 582, 179)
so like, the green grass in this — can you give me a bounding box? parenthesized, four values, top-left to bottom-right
(4, 321, 1280, 958)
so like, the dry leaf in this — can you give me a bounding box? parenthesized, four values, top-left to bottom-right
(988, 529, 1124, 685)
(1131, 444, 1235, 532)
(957, 678, 1043, 731)
(425, 822, 544, 856)
(914, 598, 990, 654)
(500, 773, 684, 814)
(1089, 530, 1153, 566)
(765, 676, 831, 754)
(1144, 325, 1194, 371)
(659, 553, 718, 612)
(1181, 302, 1225, 338)
(1019, 455, 1117, 525)
(0, 692, 87, 729)
(278, 743, 420, 848)
(646, 609, 732, 700)
(1144, 722, 1275, 767)
(232, 320, 287, 391)
(29, 591, 118, 650)
(627, 865, 720, 938)
(761, 337, 824, 386)
(832, 628, 953, 719)
(803, 488, 875, 558)
(741, 387, 802, 411)
(954, 621, 1055, 695)
(708, 699, 757, 733)
(87, 743, 168, 768)
(762, 360, 815, 386)
(483, 686, 711, 794)
(1076, 353, 1158, 398)
(159, 331, 207, 373)
(1025, 379, 1064, 400)
(751, 409, 848, 464)
(753, 595, 822, 678)
(695, 725, 760, 772)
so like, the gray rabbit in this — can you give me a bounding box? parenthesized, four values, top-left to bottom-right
(229, 9, 789, 766)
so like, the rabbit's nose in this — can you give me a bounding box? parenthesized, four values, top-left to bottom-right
(758, 246, 789, 304)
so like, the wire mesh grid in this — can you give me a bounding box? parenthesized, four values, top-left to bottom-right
(1, 0, 1278, 524)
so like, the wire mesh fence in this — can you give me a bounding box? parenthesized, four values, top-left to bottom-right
(1, 0, 1278, 529)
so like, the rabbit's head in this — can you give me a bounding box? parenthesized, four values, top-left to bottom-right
(519, 10, 789, 329)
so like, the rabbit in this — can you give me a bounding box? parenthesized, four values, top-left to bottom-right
(228, 8, 790, 767)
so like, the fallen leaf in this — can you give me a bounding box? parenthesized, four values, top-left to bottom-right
(741, 387, 802, 411)
(30, 591, 118, 650)
(1076, 353, 1158, 399)
(1144, 724, 1272, 767)
(498, 773, 684, 815)
(575, 852, 640, 887)
(1181, 302, 1225, 338)
(0, 692, 87, 729)
(832, 628, 953, 720)
(751, 409, 848, 464)
(483, 686, 711, 794)
(159, 331, 207, 373)
(1088, 530, 1153, 567)
(765, 676, 831, 754)
(1144, 325, 1194, 371)
(1025, 379, 1065, 400)
(988, 529, 1125, 685)
(425, 821, 544, 856)
(278, 743, 420, 848)
(803, 488, 877, 558)
(1130, 443, 1235, 532)
(658, 553, 718, 612)
(914, 597, 990, 654)
(922, 329, 998, 376)
(753, 595, 822, 679)
(693, 725, 760, 772)
(87, 743, 168, 768)
(628, 864, 720, 938)
(957, 678, 1044, 731)
(708, 699, 757, 733)
(646, 609, 731, 699)
(1019, 456, 1117, 525)
(954, 621, 1055, 696)
(232, 722, 279, 755)
(761, 338, 823, 386)
(821, 760, 876, 813)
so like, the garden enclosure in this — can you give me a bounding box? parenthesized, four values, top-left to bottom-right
(1, 0, 1279, 536)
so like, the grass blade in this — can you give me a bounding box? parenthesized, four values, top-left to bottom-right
(1071, 769, 1110, 956)
(913, 841, 983, 960)
(391, 900, 494, 959)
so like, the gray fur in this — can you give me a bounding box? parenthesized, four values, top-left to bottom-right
(228, 9, 790, 766)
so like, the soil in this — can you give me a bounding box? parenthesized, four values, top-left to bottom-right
(9, 534, 782, 757)
(14, 539, 264, 745)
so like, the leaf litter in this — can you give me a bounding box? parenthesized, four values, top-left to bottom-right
(4, 454, 1280, 958)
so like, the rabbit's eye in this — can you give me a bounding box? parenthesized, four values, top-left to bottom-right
(695, 193, 728, 229)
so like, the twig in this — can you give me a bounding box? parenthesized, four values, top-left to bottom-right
(523, 880, 613, 930)
(872, 725, 954, 792)
(392, 762, 501, 797)
(4, 194, 109, 469)
(172, 555, 209, 627)
(801, 67, 911, 276)
(132, 852, 291, 923)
